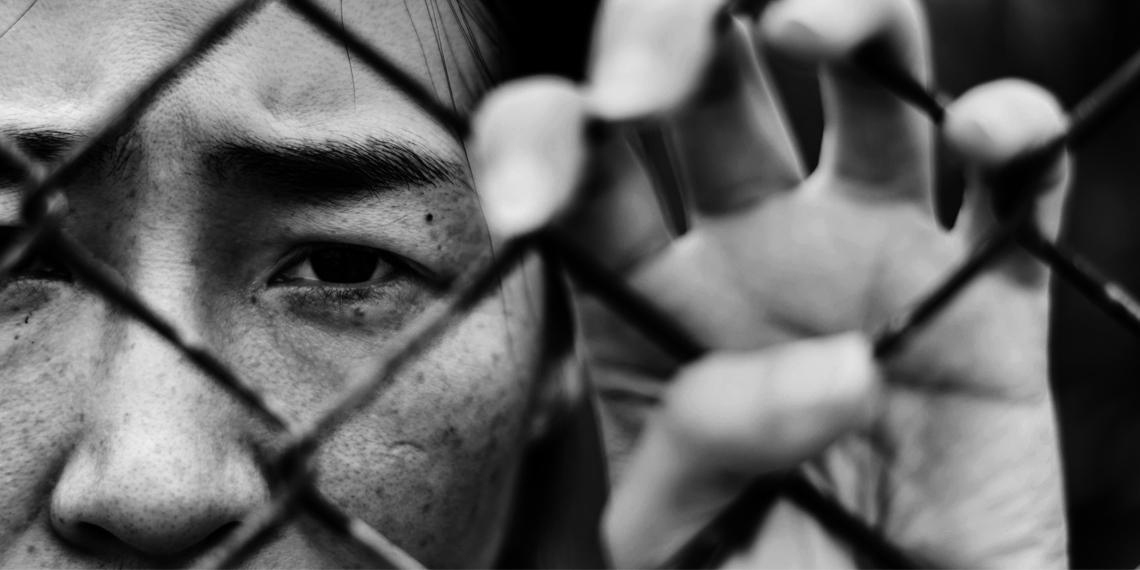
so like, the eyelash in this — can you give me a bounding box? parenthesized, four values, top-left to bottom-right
(0, 229, 428, 312)
(266, 244, 437, 321)
(269, 243, 429, 294)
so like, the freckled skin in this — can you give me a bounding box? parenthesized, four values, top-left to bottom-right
(0, 0, 558, 567)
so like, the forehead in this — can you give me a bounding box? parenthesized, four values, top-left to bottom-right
(0, 0, 493, 142)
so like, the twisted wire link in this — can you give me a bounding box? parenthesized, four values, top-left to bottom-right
(5, 0, 1140, 567)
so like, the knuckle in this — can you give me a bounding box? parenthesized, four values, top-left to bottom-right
(662, 353, 772, 461)
(660, 335, 879, 471)
(586, 0, 724, 119)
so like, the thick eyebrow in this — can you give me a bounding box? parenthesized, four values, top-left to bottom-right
(0, 127, 143, 189)
(0, 128, 84, 183)
(203, 136, 469, 205)
(8, 129, 83, 162)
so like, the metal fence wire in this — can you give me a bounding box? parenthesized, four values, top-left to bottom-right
(5, 0, 1140, 568)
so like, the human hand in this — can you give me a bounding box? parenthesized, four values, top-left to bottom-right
(471, 0, 1070, 567)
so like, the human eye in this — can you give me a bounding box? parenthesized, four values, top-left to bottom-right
(272, 244, 396, 286)
(267, 243, 434, 308)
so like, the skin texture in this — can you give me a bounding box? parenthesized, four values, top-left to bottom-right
(0, 0, 556, 567)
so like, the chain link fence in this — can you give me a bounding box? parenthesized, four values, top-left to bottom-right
(3, 0, 1140, 567)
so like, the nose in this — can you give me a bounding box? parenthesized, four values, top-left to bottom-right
(51, 429, 266, 557)
(50, 321, 268, 558)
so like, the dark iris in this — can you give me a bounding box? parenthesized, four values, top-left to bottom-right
(309, 247, 381, 284)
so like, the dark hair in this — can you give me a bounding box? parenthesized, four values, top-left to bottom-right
(454, 4, 607, 567)
(411, 0, 600, 112)
(489, 0, 602, 81)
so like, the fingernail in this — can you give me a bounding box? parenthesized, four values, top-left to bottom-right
(477, 157, 565, 239)
(769, 19, 826, 58)
(587, 0, 722, 119)
(588, 48, 671, 119)
(945, 112, 1000, 165)
(945, 79, 1069, 167)
(763, 0, 891, 60)
(470, 79, 587, 239)
(825, 333, 882, 431)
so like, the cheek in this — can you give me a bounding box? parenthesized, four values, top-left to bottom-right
(244, 259, 549, 566)
(0, 291, 95, 549)
(314, 369, 528, 567)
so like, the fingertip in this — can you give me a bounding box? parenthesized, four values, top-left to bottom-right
(663, 333, 881, 472)
(586, 48, 668, 119)
(470, 78, 589, 240)
(761, 0, 894, 61)
(604, 334, 882, 568)
(585, 0, 724, 120)
(767, 332, 881, 442)
(945, 79, 1072, 275)
(943, 79, 1069, 168)
(826, 332, 883, 432)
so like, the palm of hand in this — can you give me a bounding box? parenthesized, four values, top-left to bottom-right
(587, 171, 1060, 566)
(716, 184, 1058, 567)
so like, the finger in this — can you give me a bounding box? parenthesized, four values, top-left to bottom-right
(762, 0, 934, 205)
(586, 0, 725, 120)
(942, 79, 1070, 285)
(470, 76, 674, 274)
(469, 77, 590, 242)
(672, 16, 806, 215)
(603, 333, 881, 568)
(560, 128, 675, 274)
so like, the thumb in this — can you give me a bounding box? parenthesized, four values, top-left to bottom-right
(942, 79, 1070, 285)
(603, 333, 881, 568)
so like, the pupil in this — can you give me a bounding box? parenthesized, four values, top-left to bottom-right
(310, 248, 380, 284)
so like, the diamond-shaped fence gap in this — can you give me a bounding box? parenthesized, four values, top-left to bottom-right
(49, 231, 298, 431)
(38, 0, 275, 195)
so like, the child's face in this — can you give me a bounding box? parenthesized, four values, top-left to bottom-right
(0, 1, 554, 566)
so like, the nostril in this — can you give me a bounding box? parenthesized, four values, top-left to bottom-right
(50, 467, 262, 558)
(48, 405, 268, 561)
(54, 514, 245, 559)
(49, 444, 268, 559)
(201, 521, 240, 550)
(52, 521, 123, 556)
